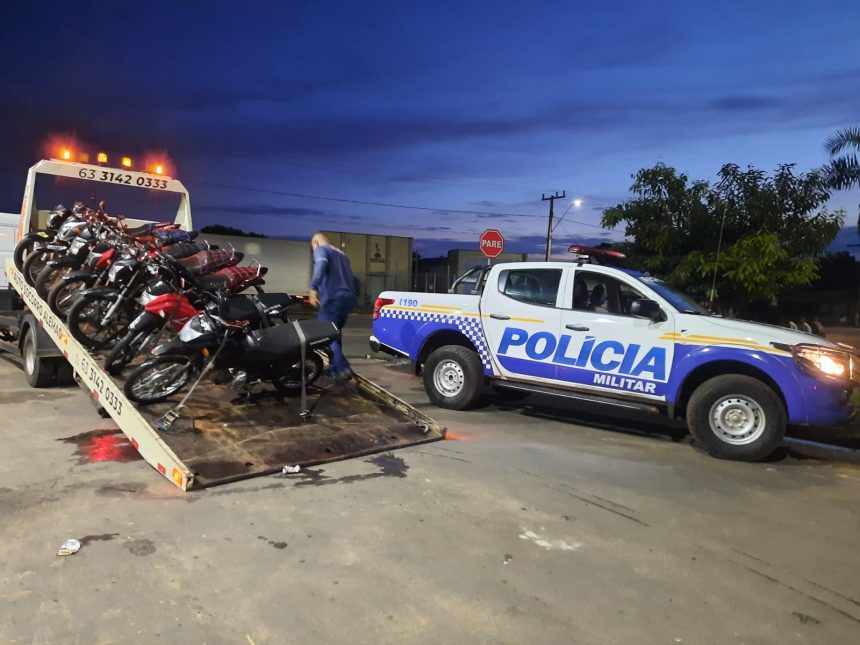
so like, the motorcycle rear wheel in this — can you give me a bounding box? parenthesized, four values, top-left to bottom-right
(124, 355, 194, 404)
(104, 330, 155, 375)
(272, 351, 325, 396)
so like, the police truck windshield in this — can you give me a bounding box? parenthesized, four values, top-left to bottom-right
(635, 276, 709, 315)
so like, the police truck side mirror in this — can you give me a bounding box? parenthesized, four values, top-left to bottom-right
(630, 299, 664, 322)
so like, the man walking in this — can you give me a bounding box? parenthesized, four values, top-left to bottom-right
(309, 232, 357, 381)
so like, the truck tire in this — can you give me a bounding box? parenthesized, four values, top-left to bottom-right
(686, 374, 785, 461)
(22, 328, 57, 388)
(423, 345, 485, 410)
(54, 360, 75, 386)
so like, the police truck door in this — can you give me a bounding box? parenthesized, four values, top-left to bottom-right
(556, 268, 675, 400)
(481, 266, 565, 383)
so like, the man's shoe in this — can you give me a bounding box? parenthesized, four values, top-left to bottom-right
(334, 369, 353, 383)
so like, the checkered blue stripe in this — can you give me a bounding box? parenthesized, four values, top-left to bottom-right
(380, 308, 493, 372)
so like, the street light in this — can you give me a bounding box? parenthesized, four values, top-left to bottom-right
(545, 196, 582, 261)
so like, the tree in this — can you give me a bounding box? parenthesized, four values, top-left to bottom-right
(601, 163, 844, 312)
(824, 127, 860, 192)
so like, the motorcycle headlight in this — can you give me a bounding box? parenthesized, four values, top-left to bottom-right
(178, 313, 215, 341)
(108, 263, 126, 282)
(794, 344, 853, 381)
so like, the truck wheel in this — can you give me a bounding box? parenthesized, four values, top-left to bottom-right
(686, 375, 785, 461)
(423, 345, 485, 410)
(54, 360, 75, 386)
(22, 328, 57, 388)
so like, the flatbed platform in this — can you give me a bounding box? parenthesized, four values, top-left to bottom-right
(115, 368, 442, 488)
(6, 257, 445, 490)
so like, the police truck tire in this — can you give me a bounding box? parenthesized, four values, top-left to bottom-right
(686, 374, 785, 462)
(423, 345, 484, 410)
(22, 328, 56, 388)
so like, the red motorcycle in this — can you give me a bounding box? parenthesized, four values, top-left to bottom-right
(103, 264, 272, 375)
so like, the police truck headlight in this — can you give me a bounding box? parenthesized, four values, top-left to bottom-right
(794, 344, 852, 381)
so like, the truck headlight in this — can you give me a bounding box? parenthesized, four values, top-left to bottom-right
(794, 344, 852, 381)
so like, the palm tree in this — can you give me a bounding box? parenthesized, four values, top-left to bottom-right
(824, 127, 860, 190)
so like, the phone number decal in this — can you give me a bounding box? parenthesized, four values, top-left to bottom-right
(78, 168, 168, 189)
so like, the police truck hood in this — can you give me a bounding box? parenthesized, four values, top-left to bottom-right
(677, 314, 847, 352)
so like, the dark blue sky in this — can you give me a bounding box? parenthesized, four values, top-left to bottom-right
(2, 1, 859, 257)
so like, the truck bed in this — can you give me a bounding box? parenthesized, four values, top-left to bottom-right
(115, 369, 441, 488)
(5, 258, 444, 489)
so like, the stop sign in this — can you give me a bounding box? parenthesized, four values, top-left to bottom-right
(479, 229, 505, 258)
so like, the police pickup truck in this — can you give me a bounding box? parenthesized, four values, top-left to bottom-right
(370, 258, 857, 461)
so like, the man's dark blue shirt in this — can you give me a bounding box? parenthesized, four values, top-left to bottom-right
(311, 244, 355, 303)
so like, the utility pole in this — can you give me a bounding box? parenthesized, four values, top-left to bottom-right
(543, 191, 565, 261)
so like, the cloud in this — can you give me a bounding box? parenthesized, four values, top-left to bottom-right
(710, 96, 782, 112)
(195, 204, 327, 217)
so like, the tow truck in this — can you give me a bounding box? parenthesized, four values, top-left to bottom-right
(370, 248, 858, 461)
(1, 156, 443, 489)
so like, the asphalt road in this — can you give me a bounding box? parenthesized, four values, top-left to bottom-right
(1, 315, 859, 644)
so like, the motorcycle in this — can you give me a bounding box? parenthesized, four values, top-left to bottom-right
(104, 269, 279, 375)
(12, 204, 72, 271)
(48, 240, 217, 318)
(66, 247, 243, 349)
(122, 301, 338, 405)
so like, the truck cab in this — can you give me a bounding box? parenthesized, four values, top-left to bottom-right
(0, 158, 192, 386)
(371, 261, 858, 461)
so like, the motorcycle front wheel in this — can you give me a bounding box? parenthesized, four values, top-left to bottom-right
(22, 250, 49, 287)
(47, 277, 89, 318)
(123, 355, 195, 403)
(14, 235, 42, 272)
(272, 351, 325, 396)
(67, 293, 134, 350)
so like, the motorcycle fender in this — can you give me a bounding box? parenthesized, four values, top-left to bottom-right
(61, 270, 99, 285)
(78, 286, 121, 299)
(23, 231, 50, 243)
(47, 256, 82, 269)
(152, 338, 188, 356)
(127, 311, 160, 334)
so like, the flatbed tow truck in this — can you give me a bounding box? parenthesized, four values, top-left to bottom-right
(1, 158, 444, 490)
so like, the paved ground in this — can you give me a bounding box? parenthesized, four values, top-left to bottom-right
(1, 316, 859, 644)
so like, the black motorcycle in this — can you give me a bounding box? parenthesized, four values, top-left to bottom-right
(122, 302, 338, 404)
